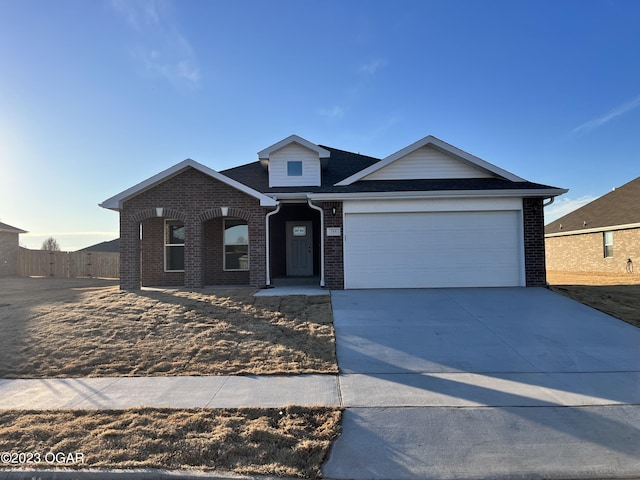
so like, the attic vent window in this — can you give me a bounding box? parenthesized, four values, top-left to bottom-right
(287, 161, 303, 176)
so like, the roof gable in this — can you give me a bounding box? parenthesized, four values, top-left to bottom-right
(545, 176, 640, 235)
(336, 135, 525, 186)
(100, 159, 277, 210)
(362, 145, 495, 180)
(258, 134, 330, 161)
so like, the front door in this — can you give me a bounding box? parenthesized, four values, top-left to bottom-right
(286, 221, 313, 276)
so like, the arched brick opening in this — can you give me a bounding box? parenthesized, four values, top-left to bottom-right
(198, 207, 251, 223)
(201, 207, 252, 286)
(120, 208, 189, 290)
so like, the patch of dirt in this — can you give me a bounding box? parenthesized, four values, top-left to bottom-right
(0, 406, 343, 478)
(0, 277, 337, 378)
(547, 271, 640, 328)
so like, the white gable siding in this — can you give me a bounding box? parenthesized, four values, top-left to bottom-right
(363, 146, 494, 180)
(268, 143, 321, 187)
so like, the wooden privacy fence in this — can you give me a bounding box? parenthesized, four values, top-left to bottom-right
(18, 248, 119, 279)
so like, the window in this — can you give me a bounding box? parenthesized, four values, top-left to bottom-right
(165, 220, 185, 271)
(603, 231, 614, 258)
(224, 218, 249, 270)
(287, 160, 303, 176)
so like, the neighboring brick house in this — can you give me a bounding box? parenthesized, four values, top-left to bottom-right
(545, 176, 640, 274)
(101, 134, 566, 290)
(0, 222, 27, 276)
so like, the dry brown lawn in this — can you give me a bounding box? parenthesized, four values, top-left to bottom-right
(0, 277, 337, 378)
(547, 271, 640, 328)
(0, 406, 342, 478)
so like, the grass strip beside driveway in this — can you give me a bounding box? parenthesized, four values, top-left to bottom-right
(0, 278, 337, 378)
(0, 406, 342, 479)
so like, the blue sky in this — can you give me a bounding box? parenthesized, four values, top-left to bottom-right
(1, 0, 639, 250)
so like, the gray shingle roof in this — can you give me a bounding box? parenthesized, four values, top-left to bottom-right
(77, 238, 120, 253)
(221, 146, 562, 196)
(545, 176, 640, 234)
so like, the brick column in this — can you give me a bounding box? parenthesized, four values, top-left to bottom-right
(249, 209, 267, 288)
(323, 201, 344, 290)
(523, 197, 547, 286)
(120, 215, 141, 290)
(184, 217, 203, 289)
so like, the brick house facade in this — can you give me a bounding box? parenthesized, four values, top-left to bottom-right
(118, 168, 271, 289)
(546, 229, 640, 273)
(545, 176, 640, 275)
(102, 135, 565, 290)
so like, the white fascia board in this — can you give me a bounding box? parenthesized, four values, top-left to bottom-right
(545, 222, 640, 238)
(309, 188, 568, 202)
(335, 135, 525, 186)
(268, 192, 310, 201)
(258, 134, 330, 160)
(99, 158, 276, 210)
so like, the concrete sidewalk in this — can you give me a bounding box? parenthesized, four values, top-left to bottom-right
(0, 375, 340, 410)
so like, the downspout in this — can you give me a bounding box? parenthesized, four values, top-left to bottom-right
(307, 197, 325, 287)
(265, 202, 281, 287)
(543, 197, 555, 207)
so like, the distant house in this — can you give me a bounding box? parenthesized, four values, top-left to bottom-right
(78, 238, 120, 253)
(101, 134, 566, 290)
(0, 222, 27, 276)
(545, 176, 640, 274)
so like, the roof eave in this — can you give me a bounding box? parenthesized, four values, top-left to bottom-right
(545, 222, 640, 238)
(99, 158, 277, 211)
(308, 188, 568, 201)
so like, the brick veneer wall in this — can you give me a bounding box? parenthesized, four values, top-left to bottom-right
(120, 168, 270, 289)
(141, 217, 185, 286)
(203, 218, 251, 285)
(523, 197, 547, 286)
(323, 201, 344, 289)
(546, 228, 640, 273)
(0, 232, 19, 276)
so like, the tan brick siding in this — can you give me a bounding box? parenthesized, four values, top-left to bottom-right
(545, 228, 640, 273)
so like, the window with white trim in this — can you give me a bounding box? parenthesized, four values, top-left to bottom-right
(224, 218, 249, 270)
(603, 231, 614, 258)
(165, 219, 185, 271)
(287, 160, 303, 176)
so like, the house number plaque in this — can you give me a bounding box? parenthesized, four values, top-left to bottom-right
(326, 227, 341, 237)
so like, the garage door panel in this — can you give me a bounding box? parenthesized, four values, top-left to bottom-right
(344, 211, 522, 289)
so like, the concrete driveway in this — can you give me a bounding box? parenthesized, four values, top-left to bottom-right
(323, 287, 640, 480)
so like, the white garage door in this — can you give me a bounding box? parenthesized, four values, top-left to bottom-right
(343, 211, 523, 289)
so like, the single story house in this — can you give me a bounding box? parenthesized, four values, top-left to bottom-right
(545, 176, 640, 274)
(0, 222, 27, 276)
(100, 134, 566, 290)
